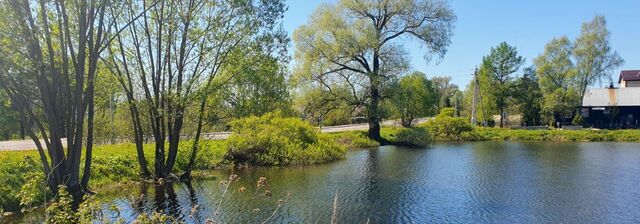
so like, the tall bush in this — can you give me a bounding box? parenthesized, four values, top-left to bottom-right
(226, 112, 346, 166)
(422, 108, 479, 141)
(393, 127, 431, 147)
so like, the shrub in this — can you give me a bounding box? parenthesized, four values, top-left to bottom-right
(380, 127, 431, 147)
(225, 112, 346, 166)
(438, 107, 456, 117)
(0, 155, 45, 212)
(393, 127, 431, 147)
(572, 114, 583, 126)
(45, 186, 76, 224)
(326, 131, 379, 149)
(175, 140, 228, 171)
(422, 115, 476, 141)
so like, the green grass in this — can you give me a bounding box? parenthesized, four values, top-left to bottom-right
(475, 128, 640, 142)
(326, 126, 431, 148)
(0, 140, 227, 212)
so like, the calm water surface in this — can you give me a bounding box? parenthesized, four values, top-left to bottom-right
(13, 142, 640, 223)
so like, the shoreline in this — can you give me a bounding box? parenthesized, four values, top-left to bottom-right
(1, 127, 640, 214)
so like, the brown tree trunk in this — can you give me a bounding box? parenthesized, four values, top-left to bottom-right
(401, 116, 413, 128)
(368, 50, 386, 144)
(367, 81, 384, 143)
(500, 108, 504, 128)
(131, 107, 151, 178)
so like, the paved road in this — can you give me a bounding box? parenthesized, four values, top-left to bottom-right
(0, 118, 429, 151)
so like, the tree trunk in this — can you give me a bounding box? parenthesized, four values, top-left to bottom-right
(131, 104, 151, 178)
(500, 107, 504, 128)
(155, 136, 166, 179)
(368, 50, 386, 143)
(183, 97, 207, 180)
(401, 114, 413, 128)
(80, 89, 95, 191)
(367, 84, 384, 143)
(165, 125, 182, 176)
(19, 112, 26, 140)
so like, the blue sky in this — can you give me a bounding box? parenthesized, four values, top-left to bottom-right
(282, 0, 640, 88)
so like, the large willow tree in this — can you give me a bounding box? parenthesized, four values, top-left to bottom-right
(294, 0, 456, 142)
(574, 15, 624, 99)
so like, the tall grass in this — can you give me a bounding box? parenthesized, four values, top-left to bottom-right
(0, 140, 227, 213)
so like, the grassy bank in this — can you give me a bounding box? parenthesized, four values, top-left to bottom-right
(416, 108, 640, 142)
(475, 128, 640, 142)
(3, 124, 640, 213)
(0, 140, 227, 213)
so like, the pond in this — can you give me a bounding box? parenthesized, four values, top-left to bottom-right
(11, 142, 640, 223)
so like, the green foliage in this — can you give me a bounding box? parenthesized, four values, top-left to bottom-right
(293, 0, 456, 139)
(534, 16, 623, 124)
(176, 140, 228, 171)
(431, 76, 460, 112)
(534, 36, 580, 123)
(0, 92, 21, 140)
(572, 114, 584, 126)
(44, 187, 104, 224)
(512, 67, 543, 125)
(132, 212, 179, 224)
(573, 15, 624, 97)
(45, 186, 75, 224)
(294, 85, 361, 126)
(18, 171, 46, 213)
(438, 107, 456, 117)
(0, 156, 47, 212)
(207, 39, 292, 123)
(391, 127, 431, 147)
(293, 0, 456, 81)
(93, 69, 132, 145)
(421, 109, 480, 141)
(387, 71, 438, 127)
(0, 140, 228, 212)
(326, 131, 379, 149)
(226, 112, 347, 166)
(462, 67, 497, 121)
(481, 42, 525, 127)
(76, 195, 104, 224)
(474, 128, 640, 142)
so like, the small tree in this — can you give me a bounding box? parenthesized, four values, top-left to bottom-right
(481, 42, 525, 128)
(388, 72, 438, 127)
(431, 76, 459, 110)
(512, 67, 542, 126)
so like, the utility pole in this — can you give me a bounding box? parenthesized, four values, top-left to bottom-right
(471, 68, 479, 125)
(470, 67, 487, 126)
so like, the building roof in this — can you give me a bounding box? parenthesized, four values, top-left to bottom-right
(618, 70, 640, 83)
(582, 87, 640, 107)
